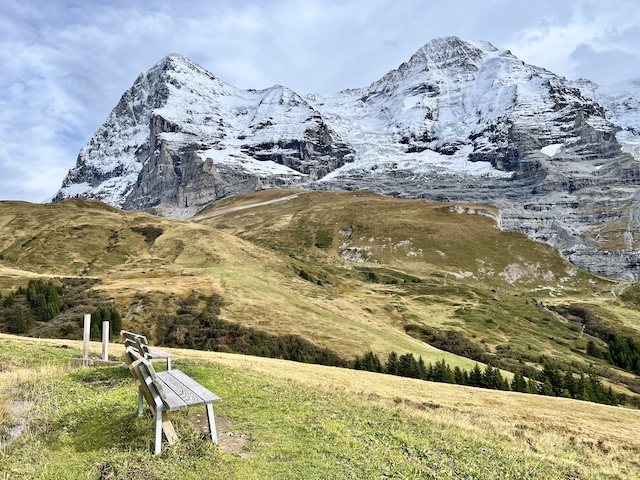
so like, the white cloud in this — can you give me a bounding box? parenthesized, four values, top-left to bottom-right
(2, 0, 640, 202)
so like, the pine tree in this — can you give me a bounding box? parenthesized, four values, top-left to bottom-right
(7, 305, 31, 334)
(3, 292, 15, 308)
(385, 352, 399, 375)
(482, 365, 502, 390)
(398, 353, 421, 379)
(563, 371, 576, 399)
(453, 366, 467, 385)
(110, 306, 122, 336)
(353, 356, 363, 370)
(417, 357, 428, 379)
(586, 340, 601, 358)
(540, 378, 554, 396)
(433, 359, 455, 383)
(469, 363, 483, 387)
(541, 361, 563, 396)
(511, 371, 527, 392)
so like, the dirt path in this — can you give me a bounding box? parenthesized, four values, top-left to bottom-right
(190, 193, 304, 222)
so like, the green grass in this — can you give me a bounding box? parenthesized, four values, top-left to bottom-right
(2, 337, 640, 479)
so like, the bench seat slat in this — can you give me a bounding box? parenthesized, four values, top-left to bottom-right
(146, 346, 174, 360)
(162, 370, 221, 405)
(151, 376, 189, 411)
(157, 371, 204, 410)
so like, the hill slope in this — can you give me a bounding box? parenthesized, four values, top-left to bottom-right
(1, 192, 640, 401)
(1, 335, 639, 479)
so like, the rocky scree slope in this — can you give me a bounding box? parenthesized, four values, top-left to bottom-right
(54, 37, 640, 280)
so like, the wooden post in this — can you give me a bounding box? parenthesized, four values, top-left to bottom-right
(102, 321, 109, 361)
(82, 314, 91, 364)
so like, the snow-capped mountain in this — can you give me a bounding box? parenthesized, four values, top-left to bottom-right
(56, 54, 353, 216)
(54, 37, 640, 280)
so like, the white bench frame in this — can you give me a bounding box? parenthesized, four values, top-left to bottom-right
(124, 347, 220, 454)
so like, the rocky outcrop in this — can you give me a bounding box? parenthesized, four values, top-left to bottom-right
(54, 55, 354, 217)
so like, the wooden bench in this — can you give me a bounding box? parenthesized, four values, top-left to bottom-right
(123, 347, 221, 454)
(120, 330, 174, 369)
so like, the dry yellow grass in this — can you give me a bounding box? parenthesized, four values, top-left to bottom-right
(7, 334, 637, 450)
(2, 331, 639, 479)
(0, 192, 638, 397)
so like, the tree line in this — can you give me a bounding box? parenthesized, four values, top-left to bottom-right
(1, 279, 63, 333)
(0, 279, 121, 339)
(352, 351, 618, 406)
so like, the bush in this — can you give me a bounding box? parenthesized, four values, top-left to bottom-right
(154, 292, 346, 367)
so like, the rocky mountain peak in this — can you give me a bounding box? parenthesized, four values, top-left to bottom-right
(407, 36, 498, 70)
(54, 39, 640, 280)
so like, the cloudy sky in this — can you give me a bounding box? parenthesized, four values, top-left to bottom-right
(2, 0, 640, 203)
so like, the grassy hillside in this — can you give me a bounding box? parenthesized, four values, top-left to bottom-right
(1, 335, 639, 479)
(0, 193, 639, 400)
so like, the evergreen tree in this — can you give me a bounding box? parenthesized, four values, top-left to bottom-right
(588, 373, 605, 403)
(110, 306, 122, 336)
(91, 303, 122, 341)
(355, 351, 383, 372)
(24, 279, 62, 321)
(433, 359, 455, 383)
(563, 371, 576, 399)
(398, 353, 422, 379)
(541, 361, 563, 396)
(575, 373, 590, 401)
(352, 356, 363, 370)
(3, 292, 15, 308)
(468, 363, 483, 387)
(540, 378, 554, 396)
(417, 356, 428, 379)
(586, 340, 601, 358)
(7, 305, 31, 334)
(385, 351, 400, 375)
(453, 366, 467, 385)
(511, 371, 527, 393)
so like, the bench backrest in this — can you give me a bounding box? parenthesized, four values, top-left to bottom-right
(120, 330, 148, 346)
(121, 330, 152, 358)
(124, 347, 162, 410)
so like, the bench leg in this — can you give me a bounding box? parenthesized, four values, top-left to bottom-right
(154, 408, 163, 455)
(137, 389, 144, 416)
(205, 403, 218, 444)
(166, 357, 171, 370)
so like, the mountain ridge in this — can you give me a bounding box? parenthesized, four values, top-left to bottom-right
(53, 36, 640, 280)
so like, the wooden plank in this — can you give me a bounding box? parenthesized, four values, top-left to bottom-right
(120, 330, 148, 344)
(157, 371, 207, 410)
(162, 411, 178, 445)
(150, 377, 188, 411)
(146, 346, 174, 359)
(164, 370, 221, 404)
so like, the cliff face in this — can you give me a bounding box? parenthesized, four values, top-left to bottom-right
(54, 38, 640, 279)
(55, 54, 354, 217)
